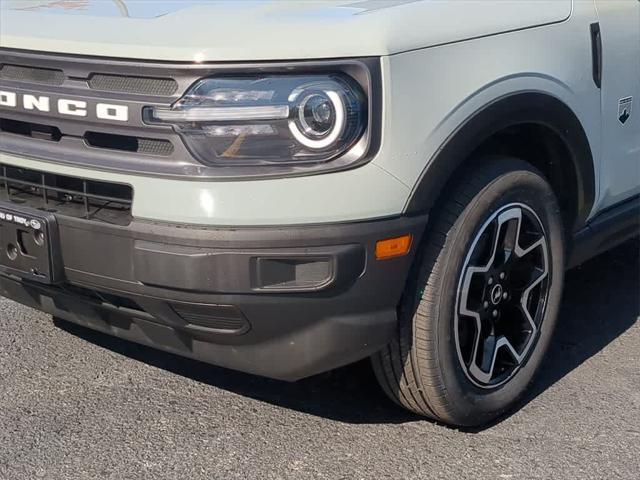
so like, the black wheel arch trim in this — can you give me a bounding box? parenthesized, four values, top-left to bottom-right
(404, 92, 596, 232)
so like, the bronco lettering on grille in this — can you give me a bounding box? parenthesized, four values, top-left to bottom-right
(0, 90, 128, 122)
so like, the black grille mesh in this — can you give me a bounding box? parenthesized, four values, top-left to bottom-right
(0, 64, 65, 86)
(88, 73, 178, 96)
(136, 138, 175, 156)
(0, 64, 178, 96)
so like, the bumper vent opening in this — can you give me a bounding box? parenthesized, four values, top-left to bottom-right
(254, 257, 333, 290)
(172, 304, 251, 335)
(0, 163, 133, 225)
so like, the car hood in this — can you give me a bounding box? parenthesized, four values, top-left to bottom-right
(0, 0, 572, 61)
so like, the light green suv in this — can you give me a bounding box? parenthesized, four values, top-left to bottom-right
(0, 1, 638, 426)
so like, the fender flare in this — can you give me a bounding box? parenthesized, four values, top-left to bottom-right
(404, 92, 596, 230)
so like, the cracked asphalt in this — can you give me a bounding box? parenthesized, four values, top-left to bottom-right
(0, 240, 638, 480)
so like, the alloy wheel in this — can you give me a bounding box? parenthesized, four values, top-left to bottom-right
(455, 203, 550, 389)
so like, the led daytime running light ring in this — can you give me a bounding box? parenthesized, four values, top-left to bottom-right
(288, 90, 346, 150)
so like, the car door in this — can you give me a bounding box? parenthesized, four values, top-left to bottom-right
(593, 0, 640, 211)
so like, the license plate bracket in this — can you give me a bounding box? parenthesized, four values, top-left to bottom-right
(0, 205, 63, 284)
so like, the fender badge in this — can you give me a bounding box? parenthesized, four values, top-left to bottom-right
(618, 97, 633, 125)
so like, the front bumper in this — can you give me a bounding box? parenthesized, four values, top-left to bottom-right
(0, 206, 427, 380)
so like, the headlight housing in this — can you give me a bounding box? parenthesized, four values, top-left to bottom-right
(144, 74, 367, 167)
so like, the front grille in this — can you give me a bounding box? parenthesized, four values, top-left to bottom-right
(0, 64, 65, 86)
(1, 118, 174, 156)
(0, 62, 177, 96)
(0, 118, 62, 142)
(88, 73, 178, 96)
(0, 164, 133, 225)
(84, 131, 174, 156)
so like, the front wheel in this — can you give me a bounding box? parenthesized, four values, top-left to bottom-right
(373, 157, 565, 427)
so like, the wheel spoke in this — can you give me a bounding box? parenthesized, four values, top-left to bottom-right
(494, 208, 523, 267)
(519, 265, 549, 338)
(469, 334, 523, 383)
(480, 334, 497, 373)
(500, 218, 520, 264)
(515, 235, 546, 260)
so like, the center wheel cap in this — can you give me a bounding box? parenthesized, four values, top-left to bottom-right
(490, 284, 504, 305)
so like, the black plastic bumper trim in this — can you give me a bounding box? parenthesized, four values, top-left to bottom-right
(0, 208, 429, 380)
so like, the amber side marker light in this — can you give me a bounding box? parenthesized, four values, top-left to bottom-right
(375, 235, 413, 260)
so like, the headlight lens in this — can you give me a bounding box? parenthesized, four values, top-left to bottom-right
(144, 75, 367, 166)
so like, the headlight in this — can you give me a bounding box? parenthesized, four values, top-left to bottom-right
(144, 75, 367, 166)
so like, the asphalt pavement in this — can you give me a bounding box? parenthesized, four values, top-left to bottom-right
(0, 240, 638, 480)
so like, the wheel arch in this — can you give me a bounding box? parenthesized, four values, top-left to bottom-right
(404, 92, 596, 232)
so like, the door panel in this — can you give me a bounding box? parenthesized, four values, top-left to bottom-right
(594, 0, 640, 210)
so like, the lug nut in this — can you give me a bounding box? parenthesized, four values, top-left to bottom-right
(483, 301, 489, 309)
(34, 231, 45, 246)
(503, 292, 509, 300)
(492, 310, 499, 318)
(488, 277, 494, 286)
(6, 244, 18, 261)
(499, 272, 506, 280)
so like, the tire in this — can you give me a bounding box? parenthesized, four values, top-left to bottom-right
(372, 156, 565, 427)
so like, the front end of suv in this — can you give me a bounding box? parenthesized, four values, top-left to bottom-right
(0, 49, 427, 380)
(6, 0, 634, 428)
